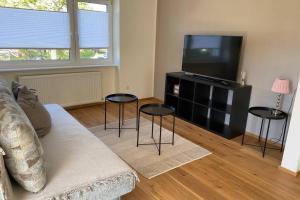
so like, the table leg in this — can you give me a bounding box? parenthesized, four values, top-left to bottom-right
(136, 100, 139, 131)
(122, 103, 125, 126)
(159, 116, 162, 155)
(281, 117, 288, 152)
(118, 104, 121, 137)
(259, 118, 265, 142)
(137, 110, 141, 147)
(241, 128, 246, 145)
(151, 115, 154, 138)
(172, 114, 175, 145)
(104, 99, 107, 130)
(263, 119, 271, 157)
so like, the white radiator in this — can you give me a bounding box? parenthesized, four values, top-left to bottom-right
(19, 72, 102, 107)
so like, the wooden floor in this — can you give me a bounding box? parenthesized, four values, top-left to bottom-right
(68, 98, 300, 200)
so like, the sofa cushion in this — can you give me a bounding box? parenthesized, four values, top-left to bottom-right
(0, 90, 46, 193)
(17, 86, 52, 137)
(11, 81, 21, 99)
(0, 148, 13, 200)
(14, 104, 138, 200)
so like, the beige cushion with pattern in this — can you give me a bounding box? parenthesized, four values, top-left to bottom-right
(11, 81, 21, 99)
(0, 148, 13, 200)
(17, 86, 52, 137)
(0, 84, 46, 193)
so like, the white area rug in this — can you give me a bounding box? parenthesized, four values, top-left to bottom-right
(89, 118, 211, 179)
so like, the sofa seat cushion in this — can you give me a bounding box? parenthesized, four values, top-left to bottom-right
(14, 104, 138, 200)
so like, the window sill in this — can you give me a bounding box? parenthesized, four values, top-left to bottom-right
(0, 64, 120, 73)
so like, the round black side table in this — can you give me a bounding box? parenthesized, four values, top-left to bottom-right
(137, 103, 175, 155)
(105, 93, 138, 137)
(241, 106, 288, 157)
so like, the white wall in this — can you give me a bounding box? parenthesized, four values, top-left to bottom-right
(154, 0, 300, 139)
(281, 78, 300, 173)
(118, 0, 157, 98)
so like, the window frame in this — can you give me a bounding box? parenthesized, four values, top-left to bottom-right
(0, 0, 113, 70)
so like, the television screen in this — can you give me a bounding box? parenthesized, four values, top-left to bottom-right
(182, 35, 243, 81)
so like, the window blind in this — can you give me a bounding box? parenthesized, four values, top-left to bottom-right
(78, 10, 109, 49)
(0, 7, 70, 49)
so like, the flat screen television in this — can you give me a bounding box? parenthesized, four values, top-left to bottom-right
(182, 35, 243, 81)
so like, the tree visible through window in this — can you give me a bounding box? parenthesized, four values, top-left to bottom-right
(0, 0, 69, 61)
(77, 1, 110, 60)
(0, 0, 67, 11)
(0, 0, 112, 63)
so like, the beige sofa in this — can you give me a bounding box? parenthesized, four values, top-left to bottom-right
(0, 89, 138, 200)
(12, 104, 138, 199)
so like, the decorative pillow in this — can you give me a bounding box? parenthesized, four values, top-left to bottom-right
(11, 81, 21, 99)
(17, 86, 52, 137)
(0, 91, 47, 193)
(0, 148, 13, 200)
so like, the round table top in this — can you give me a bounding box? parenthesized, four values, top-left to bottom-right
(249, 106, 288, 120)
(105, 93, 138, 103)
(140, 103, 175, 116)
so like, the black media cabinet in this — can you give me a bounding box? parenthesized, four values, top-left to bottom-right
(164, 72, 252, 139)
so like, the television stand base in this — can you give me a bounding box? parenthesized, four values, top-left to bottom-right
(165, 72, 252, 139)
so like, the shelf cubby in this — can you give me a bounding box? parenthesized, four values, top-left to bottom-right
(211, 103, 232, 113)
(192, 105, 209, 127)
(179, 79, 195, 101)
(164, 72, 252, 139)
(194, 83, 211, 106)
(210, 109, 226, 124)
(211, 87, 231, 113)
(208, 122, 232, 138)
(166, 76, 180, 95)
(177, 99, 193, 121)
(165, 94, 178, 112)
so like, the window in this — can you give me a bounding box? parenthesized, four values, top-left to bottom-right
(0, 0, 112, 67)
(78, 1, 110, 60)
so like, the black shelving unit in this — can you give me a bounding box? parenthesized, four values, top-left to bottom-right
(164, 72, 252, 139)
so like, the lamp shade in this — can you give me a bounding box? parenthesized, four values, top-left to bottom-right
(271, 78, 290, 94)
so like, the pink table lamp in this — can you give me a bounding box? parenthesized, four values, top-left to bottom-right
(271, 78, 290, 115)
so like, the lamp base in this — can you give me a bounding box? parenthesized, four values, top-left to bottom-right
(273, 94, 283, 116)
